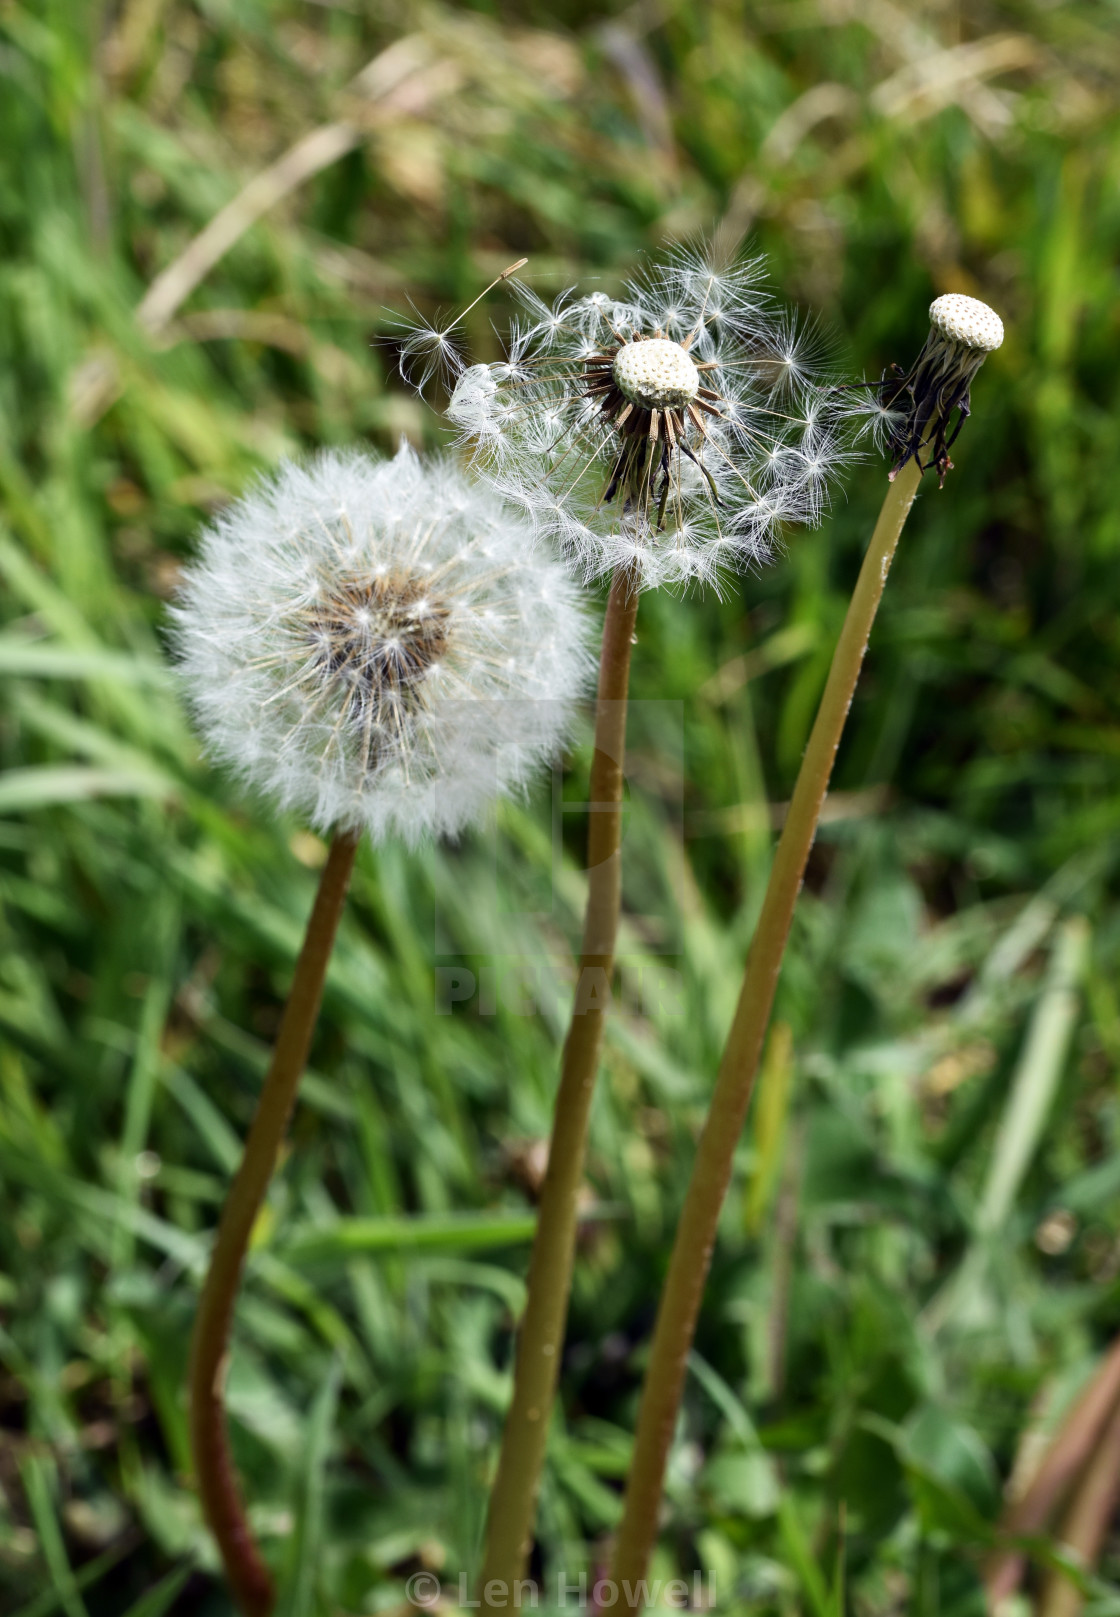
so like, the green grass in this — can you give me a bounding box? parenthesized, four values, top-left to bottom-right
(2, 2, 1120, 1612)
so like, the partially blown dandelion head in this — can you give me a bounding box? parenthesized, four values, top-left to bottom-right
(866, 293, 1005, 486)
(173, 445, 591, 844)
(410, 249, 849, 592)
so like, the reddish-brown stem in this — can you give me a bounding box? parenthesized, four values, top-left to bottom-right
(986, 1334, 1120, 1606)
(478, 567, 640, 1608)
(1037, 1391, 1120, 1617)
(188, 829, 360, 1617)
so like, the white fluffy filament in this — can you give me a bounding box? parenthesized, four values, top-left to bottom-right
(172, 444, 592, 844)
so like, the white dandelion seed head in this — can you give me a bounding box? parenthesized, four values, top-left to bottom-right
(436, 245, 852, 592)
(171, 444, 593, 846)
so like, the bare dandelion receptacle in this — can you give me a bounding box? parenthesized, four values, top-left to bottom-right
(874, 292, 1004, 484)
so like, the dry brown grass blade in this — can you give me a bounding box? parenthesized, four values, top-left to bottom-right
(719, 0, 1091, 261)
(136, 122, 363, 338)
(134, 34, 445, 338)
(716, 12, 1040, 255)
(869, 34, 1042, 127)
(985, 1333, 1120, 1608)
(161, 309, 318, 357)
(62, 36, 457, 431)
(758, 83, 861, 166)
(824, 0, 1033, 135)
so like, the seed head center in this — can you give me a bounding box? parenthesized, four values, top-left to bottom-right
(612, 339, 699, 411)
(311, 574, 451, 702)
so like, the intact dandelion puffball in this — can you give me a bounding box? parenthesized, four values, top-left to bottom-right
(173, 445, 592, 844)
(407, 248, 852, 593)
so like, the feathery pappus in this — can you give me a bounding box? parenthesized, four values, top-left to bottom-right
(399, 248, 853, 593)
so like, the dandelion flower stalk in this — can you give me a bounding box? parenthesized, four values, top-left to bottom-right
(173, 446, 590, 1613)
(609, 295, 1004, 1609)
(479, 564, 639, 1609)
(1036, 1391, 1120, 1617)
(189, 828, 359, 1617)
(986, 1330, 1120, 1606)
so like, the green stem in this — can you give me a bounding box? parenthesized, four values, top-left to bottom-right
(188, 829, 360, 1617)
(479, 567, 640, 1608)
(611, 458, 922, 1609)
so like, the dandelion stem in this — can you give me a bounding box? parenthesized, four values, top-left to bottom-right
(610, 457, 923, 1610)
(188, 828, 360, 1617)
(985, 1333, 1120, 1604)
(479, 566, 640, 1607)
(1036, 1389, 1120, 1617)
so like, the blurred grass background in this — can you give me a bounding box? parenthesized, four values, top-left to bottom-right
(2, 1, 1120, 1612)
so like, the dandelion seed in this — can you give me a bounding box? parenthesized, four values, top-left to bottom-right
(405, 246, 852, 592)
(172, 443, 591, 844)
(394, 258, 529, 393)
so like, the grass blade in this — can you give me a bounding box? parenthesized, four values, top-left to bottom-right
(18, 1456, 89, 1617)
(0, 766, 173, 813)
(280, 1209, 539, 1267)
(278, 1356, 342, 1617)
(119, 1565, 193, 1617)
(978, 916, 1089, 1232)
